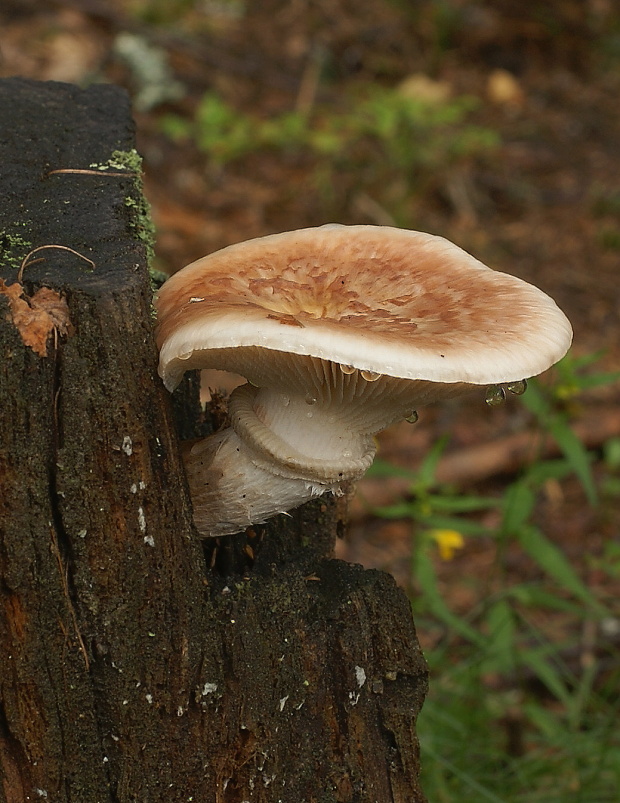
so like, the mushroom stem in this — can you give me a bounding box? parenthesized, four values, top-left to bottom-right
(182, 428, 330, 537)
(183, 383, 377, 537)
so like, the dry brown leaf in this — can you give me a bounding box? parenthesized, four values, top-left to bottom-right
(0, 279, 73, 357)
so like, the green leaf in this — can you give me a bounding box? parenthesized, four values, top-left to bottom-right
(482, 599, 516, 674)
(371, 501, 415, 519)
(603, 437, 620, 471)
(526, 458, 574, 485)
(420, 514, 490, 537)
(365, 458, 417, 480)
(413, 548, 487, 648)
(419, 741, 508, 803)
(547, 415, 597, 505)
(519, 647, 572, 706)
(518, 379, 551, 418)
(523, 698, 566, 737)
(415, 435, 450, 489)
(570, 370, 620, 390)
(509, 584, 593, 617)
(518, 525, 605, 613)
(427, 495, 500, 513)
(501, 481, 536, 535)
(521, 381, 597, 504)
(521, 392, 598, 505)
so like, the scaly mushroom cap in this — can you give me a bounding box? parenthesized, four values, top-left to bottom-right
(156, 224, 573, 392)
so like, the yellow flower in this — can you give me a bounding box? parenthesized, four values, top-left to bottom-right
(429, 529, 465, 561)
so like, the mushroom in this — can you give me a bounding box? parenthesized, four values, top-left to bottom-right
(155, 224, 572, 537)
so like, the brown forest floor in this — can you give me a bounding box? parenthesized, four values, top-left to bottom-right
(1, 0, 619, 650)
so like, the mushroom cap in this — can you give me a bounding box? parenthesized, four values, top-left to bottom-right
(156, 224, 572, 391)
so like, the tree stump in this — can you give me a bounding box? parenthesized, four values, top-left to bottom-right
(0, 77, 428, 802)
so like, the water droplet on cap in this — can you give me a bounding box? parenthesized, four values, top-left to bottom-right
(485, 385, 506, 407)
(405, 411, 419, 424)
(340, 364, 357, 375)
(178, 350, 193, 361)
(361, 370, 381, 382)
(304, 393, 317, 405)
(507, 379, 528, 396)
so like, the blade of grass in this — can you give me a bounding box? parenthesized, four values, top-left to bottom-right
(413, 548, 487, 648)
(481, 598, 516, 674)
(421, 742, 510, 803)
(501, 481, 536, 535)
(520, 382, 597, 505)
(547, 415, 597, 505)
(518, 646, 572, 707)
(518, 525, 606, 614)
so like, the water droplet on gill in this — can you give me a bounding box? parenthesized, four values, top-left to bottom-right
(282, 396, 291, 407)
(361, 370, 381, 382)
(178, 350, 193, 361)
(485, 385, 506, 407)
(304, 393, 317, 405)
(339, 364, 357, 375)
(405, 411, 419, 424)
(507, 379, 528, 396)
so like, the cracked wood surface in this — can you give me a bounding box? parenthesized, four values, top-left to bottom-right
(0, 78, 427, 802)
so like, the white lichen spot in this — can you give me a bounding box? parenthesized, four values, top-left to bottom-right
(177, 706, 184, 716)
(144, 534, 155, 547)
(35, 791, 48, 799)
(122, 435, 133, 456)
(77, 529, 87, 538)
(348, 691, 361, 706)
(355, 665, 367, 688)
(130, 483, 138, 494)
(202, 682, 218, 695)
(138, 507, 147, 533)
(146, 693, 153, 704)
(279, 695, 289, 712)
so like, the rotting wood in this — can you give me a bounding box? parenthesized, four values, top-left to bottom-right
(0, 77, 428, 802)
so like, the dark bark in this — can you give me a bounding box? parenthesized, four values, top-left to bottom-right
(0, 78, 427, 802)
